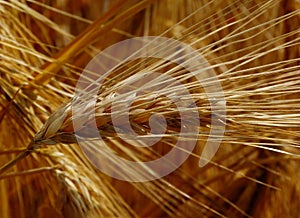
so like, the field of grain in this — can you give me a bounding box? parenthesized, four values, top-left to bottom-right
(0, 0, 300, 217)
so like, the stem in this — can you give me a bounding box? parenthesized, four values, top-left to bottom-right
(0, 147, 33, 175)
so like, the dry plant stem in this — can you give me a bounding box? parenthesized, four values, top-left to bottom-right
(0, 143, 34, 175)
(0, 148, 28, 155)
(27, 0, 156, 90)
(0, 86, 22, 124)
(0, 166, 58, 180)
